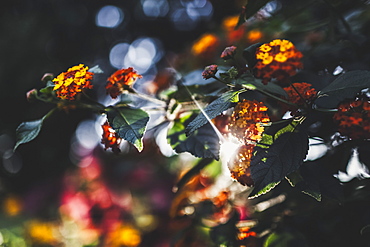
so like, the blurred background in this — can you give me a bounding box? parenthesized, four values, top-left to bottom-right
(1, 0, 370, 246)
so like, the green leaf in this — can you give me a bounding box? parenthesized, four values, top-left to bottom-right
(242, 42, 263, 67)
(168, 114, 220, 160)
(263, 231, 308, 247)
(299, 161, 343, 202)
(249, 120, 309, 198)
(236, 72, 288, 97)
(236, 1, 272, 29)
(107, 106, 150, 152)
(219, 67, 239, 83)
(38, 81, 57, 101)
(14, 117, 46, 150)
(285, 170, 322, 201)
(315, 70, 370, 108)
(185, 90, 243, 136)
(249, 182, 281, 199)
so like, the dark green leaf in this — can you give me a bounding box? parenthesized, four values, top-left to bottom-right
(219, 67, 239, 83)
(107, 106, 149, 152)
(242, 42, 263, 67)
(168, 114, 220, 160)
(249, 122, 309, 198)
(39, 81, 56, 101)
(264, 230, 308, 247)
(299, 161, 343, 202)
(236, 72, 288, 97)
(236, 1, 272, 29)
(14, 118, 45, 150)
(185, 90, 243, 136)
(286, 170, 322, 201)
(315, 70, 370, 108)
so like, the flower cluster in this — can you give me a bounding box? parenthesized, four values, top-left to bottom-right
(333, 93, 370, 140)
(228, 144, 255, 186)
(106, 67, 142, 99)
(202, 64, 218, 79)
(253, 39, 303, 84)
(228, 100, 270, 186)
(228, 100, 270, 144)
(53, 64, 94, 100)
(101, 121, 122, 153)
(191, 33, 220, 57)
(284, 82, 317, 106)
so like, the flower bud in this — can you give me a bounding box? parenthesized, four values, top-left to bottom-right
(41, 73, 54, 83)
(26, 88, 38, 102)
(202, 65, 218, 79)
(220, 46, 237, 60)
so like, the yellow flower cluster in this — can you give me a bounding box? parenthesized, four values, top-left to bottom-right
(254, 39, 303, 84)
(227, 100, 270, 186)
(229, 100, 270, 144)
(53, 64, 94, 100)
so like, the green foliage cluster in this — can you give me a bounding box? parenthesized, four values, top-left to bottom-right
(12, 0, 370, 246)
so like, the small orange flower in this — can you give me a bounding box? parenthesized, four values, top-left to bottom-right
(228, 144, 255, 186)
(191, 33, 220, 57)
(101, 121, 121, 153)
(53, 64, 94, 100)
(222, 15, 245, 43)
(284, 82, 317, 107)
(229, 100, 270, 144)
(333, 93, 370, 140)
(247, 29, 263, 43)
(253, 39, 303, 84)
(106, 67, 142, 99)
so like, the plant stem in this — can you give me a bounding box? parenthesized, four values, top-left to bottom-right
(245, 85, 298, 107)
(130, 92, 167, 107)
(289, 82, 310, 109)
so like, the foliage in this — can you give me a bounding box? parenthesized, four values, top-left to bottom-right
(6, 0, 370, 246)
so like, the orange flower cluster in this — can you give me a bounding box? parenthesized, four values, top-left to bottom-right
(101, 121, 121, 153)
(191, 33, 220, 57)
(253, 39, 303, 84)
(53, 64, 94, 100)
(228, 144, 255, 186)
(284, 82, 317, 106)
(106, 67, 142, 99)
(222, 15, 245, 43)
(229, 100, 270, 143)
(333, 94, 370, 140)
(228, 100, 270, 186)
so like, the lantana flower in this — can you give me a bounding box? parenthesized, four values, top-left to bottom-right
(253, 39, 303, 84)
(333, 92, 370, 140)
(227, 100, 270, 187)
(52, 64, 94, 100)
(202, 65, 218, 79)
(284, 82, 317, 106)
(106, 67, 142, 99)
(228, 100, 270, 144)
(228, 144, 255, 186)
(101, 121, 121, 153)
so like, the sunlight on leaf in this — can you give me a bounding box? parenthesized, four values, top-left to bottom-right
(107, 106, 149, 152)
